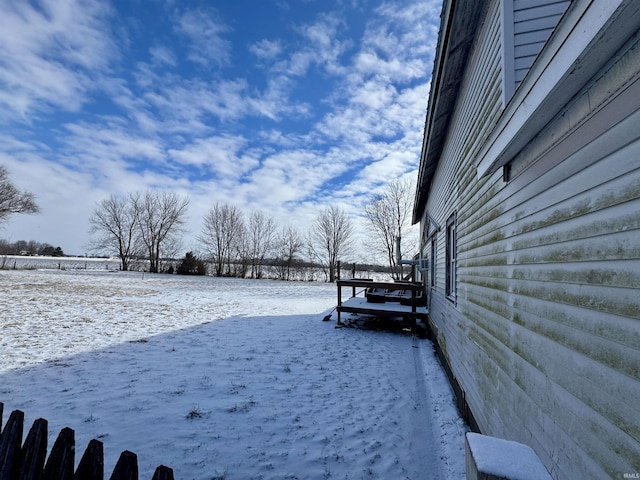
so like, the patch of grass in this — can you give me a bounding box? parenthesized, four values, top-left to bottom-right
(211, 470, 227, 480)
(227, 398, 256, 413)
(229, 382, 246, 395)
(186, 406, 204, 420)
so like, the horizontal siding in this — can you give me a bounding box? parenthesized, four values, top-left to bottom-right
(511, 0, 570, 86)
(424, 11, 640, 480)
(514, 1, 570, 22)
(514, 15, 563, 35)
(514, 41, 546, 58)
(513, 0, 566, 9)
(450, 137, 640, 479)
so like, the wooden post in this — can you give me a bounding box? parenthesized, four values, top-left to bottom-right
(411, 286, 417, 331)
(337, 282, 342, 325)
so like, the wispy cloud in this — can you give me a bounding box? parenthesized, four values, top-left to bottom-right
(168, 135, 259, 180)
(174, 7, 232, 68)
(0, 0, 116, 122)
(250, 39, 283, 62)
(149, 45, 177, 68)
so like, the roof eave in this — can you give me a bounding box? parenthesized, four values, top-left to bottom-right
(413, 0, 487, 224)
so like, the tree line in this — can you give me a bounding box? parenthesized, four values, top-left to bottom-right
(0, 165, 416, 282)
(88, 192, 357, 282)
(0, 239, 65, 257)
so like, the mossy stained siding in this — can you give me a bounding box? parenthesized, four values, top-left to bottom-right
(422, 1, 640, 478)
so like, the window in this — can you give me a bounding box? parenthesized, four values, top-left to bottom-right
(445, 212, 457, 301)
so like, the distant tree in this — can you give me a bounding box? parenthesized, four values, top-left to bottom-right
(363, 178, 416, 280)
(199, 203, 244, 277)
(234, 221, 250, 278)
(275, 224, 304, 281)
(13, 239, 39, 255)
(309, 205, 355, 282)
(133, 191, 190, 273)
(0, 165, 39, 224)
(247, 210, 277, 279)
(38, 244, 65, 257)
(88, 194, 140, 271)
(176, 251, 207, 276)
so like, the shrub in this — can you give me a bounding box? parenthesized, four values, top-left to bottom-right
(176, 251, 207, 276)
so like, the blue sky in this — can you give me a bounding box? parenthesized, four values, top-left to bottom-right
(0, 0, 441, 257)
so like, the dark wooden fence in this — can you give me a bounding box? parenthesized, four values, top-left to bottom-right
(0, 403, 174, 480)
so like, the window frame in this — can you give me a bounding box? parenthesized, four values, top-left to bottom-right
(430, 236, 437, 289)
(445, 212, 457, 302)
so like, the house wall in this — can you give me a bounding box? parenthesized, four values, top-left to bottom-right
(422, 2, 640, 478)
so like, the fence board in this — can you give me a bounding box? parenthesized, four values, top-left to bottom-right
(109, 451, 137, 480)
(43, 428, 74, 480)
(75, 439, 103, 480)
(18, 418, 48, 480)
(0, 409, 24, 480)
(150, 466, 174, 480)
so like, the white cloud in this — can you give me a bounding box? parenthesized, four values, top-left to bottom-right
(168, 135, 259, 179)
(174, 8, 232, 67)
(249, 39, 283, 61)
(0, 0, 116, 121)
(140, 77, 253, 128)
(149, 45, 177, 67)
(62, 122, 165, 167)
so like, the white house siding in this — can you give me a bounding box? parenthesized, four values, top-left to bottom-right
(421, 0, 504, 427)
(424, 9, 640, 479)
(511, 0, 570, 86)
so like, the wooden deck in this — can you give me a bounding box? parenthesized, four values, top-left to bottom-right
(336, 279, 428, 326)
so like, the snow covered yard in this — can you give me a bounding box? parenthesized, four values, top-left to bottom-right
(0, 269, 467, 479)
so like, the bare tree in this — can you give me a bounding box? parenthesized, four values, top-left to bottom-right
(309, 205, 355, 282)
(88, 194, 140, 271)
(133, 191, 189, 273)
(247, 210, 277, 279)
(363, 178, 415, 280)
(233, 220, 250, 278)
(275, 224, 304, 281)
(199, 202, 244, 277)
(0, 165, 39, 224)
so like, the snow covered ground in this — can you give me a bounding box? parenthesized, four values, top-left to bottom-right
(0, 268, 468, 479)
